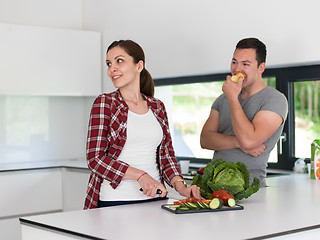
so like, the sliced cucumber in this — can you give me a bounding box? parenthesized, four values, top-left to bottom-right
(187, 202, 199, 209)
(169, 205, 181, 209)
(179, 207, 189, 210)
(182, 202, 196, 209)
(209, 198, 223, 209)
(201, 202, 210, 209)
(180, 203, 190, 209)
(195, 202, 205, 209)
(227, 198, 236, 207)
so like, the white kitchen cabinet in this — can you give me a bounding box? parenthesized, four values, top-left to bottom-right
(0, 218, 21, 240)
(0, 23, 101, 96)
(61, 168, 90, 211)
(0, 165, 90, 240)
(0, 168, 63, 218)
(0, 168, 63, 240)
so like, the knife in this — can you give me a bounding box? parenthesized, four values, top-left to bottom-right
(139, 188, 162, 194)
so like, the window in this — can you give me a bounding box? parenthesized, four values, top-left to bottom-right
(171, 81, 223, 159)
(294, 80, 320, 158)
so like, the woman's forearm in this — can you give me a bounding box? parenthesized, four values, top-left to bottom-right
(123, 167, 146, 180)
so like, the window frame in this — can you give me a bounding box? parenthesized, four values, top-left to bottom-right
(154, 63, 320, 170)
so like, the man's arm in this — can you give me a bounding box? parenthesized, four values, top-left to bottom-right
(230, 100, 283, 150)
(223, 76, 284, 151)
(200, 109, 240, 151)
(200, 106, 281, 158)
(200, 108, 279, 156)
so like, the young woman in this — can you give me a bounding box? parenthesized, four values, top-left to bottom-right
(84, 40, 201, 209)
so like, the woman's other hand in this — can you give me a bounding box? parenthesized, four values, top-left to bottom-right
(178, 184, 202, 200)
(137, 172, 167, 198)
(172, 176, 202, 200)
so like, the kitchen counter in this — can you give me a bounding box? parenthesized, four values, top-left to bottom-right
(20, 174, 320, 240)
(0, 159, 88, 172)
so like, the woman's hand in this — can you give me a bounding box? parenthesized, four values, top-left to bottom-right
(172, 176, 202, 200)
(177, 184, 202, 200)
(137, 173, 167, 198)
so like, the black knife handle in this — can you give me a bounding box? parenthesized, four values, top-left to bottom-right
(139, 188, 162, 194)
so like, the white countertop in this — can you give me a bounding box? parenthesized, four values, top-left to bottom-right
(20, 174, 320, 240)
(0, 159, 88, 172)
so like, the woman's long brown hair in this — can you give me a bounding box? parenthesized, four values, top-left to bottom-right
(107, 40, 154, 97)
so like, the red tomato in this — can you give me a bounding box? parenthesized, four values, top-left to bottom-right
(180, 199, 187, 204)
(187, 197, 193, 203)
(200, 199, 211, 204)
(193, 197, 200, 202)
(198, 167, 205, 175)
(211, 190, 234, 205)
(175, 197, 201, 205)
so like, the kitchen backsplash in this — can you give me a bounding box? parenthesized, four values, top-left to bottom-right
(0, 96, 95, 163)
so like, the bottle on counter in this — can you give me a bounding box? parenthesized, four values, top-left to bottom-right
(293, 158, 306, 174)
(311, 139, 320, 180)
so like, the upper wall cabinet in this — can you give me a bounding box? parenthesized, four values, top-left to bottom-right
(0, 23, 101, 96)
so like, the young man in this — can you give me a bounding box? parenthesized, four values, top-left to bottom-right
(200, 38, 288, 187)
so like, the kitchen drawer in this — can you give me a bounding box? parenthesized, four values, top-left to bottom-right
(0, 168, 63, 218)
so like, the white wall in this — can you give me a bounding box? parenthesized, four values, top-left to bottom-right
(82, 0, 320, 92)
(0, 0, 83, 29)
(1, 0, 320, 92)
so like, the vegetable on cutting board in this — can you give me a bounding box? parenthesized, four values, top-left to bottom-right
(209, 198, 223, 209)
(171, 196, 236, 211)
(211, 190, 236, 207)
(198, 167, 205, 175)
(192, 159, 260, 201)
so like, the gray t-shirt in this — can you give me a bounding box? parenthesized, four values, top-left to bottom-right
(211, 87, 288, 187)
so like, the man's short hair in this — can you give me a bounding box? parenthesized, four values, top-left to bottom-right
(236, 38, 267, 66)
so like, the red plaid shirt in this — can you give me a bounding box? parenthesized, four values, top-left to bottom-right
(84, 90, 182, 209)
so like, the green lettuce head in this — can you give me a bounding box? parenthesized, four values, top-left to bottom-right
(192, 159, 260, 201)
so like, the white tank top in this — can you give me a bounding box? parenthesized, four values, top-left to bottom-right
(99, 109, 163, 201)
